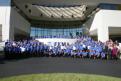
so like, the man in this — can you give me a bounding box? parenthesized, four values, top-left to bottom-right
(20, 45, 26, 56)
(101, 52, 106, 59)
(82, 50, 88, 58)
(116, 43, 121, 59)
(48, 45, 53, 57)
(4, 42, 9, 58)
(72, 44, 77, 58)
(103, 44, 109, 59)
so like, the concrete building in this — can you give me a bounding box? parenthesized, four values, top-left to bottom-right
(0, 0, 121, 42)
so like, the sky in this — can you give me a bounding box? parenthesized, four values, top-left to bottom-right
(0, 0, 10, 3)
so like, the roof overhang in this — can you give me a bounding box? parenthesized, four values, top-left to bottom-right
(11, 0, 121, 27)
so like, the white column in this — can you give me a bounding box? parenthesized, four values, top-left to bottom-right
(89, 10, 109, 42)
(96, 10, 109, 42)
(0, 0, 11, 41)
(98, 25, 109, 42)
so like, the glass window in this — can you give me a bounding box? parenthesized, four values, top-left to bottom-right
(98, 3, 118, 10)
(30, 26, 83, 38)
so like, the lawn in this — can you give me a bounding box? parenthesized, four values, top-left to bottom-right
(0, 73, 121, 81)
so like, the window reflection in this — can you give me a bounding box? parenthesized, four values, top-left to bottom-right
(30, 27, 83, 38)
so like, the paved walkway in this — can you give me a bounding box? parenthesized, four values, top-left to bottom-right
(0, 57, 121, 78)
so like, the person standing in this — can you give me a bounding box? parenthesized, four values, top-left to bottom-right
(112, 44, 118, 60)
(116, 43, 121, 59)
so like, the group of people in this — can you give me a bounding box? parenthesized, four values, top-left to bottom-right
(4, 36, 121, 60)
(32, 34, 81, 39)
(104, 39, 121, 59)
(34, 35, 71, 39)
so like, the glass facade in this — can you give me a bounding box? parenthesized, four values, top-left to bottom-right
(30, 27, 83, 38)
(98, 3, 121, 10)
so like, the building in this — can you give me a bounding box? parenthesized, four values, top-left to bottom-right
(0, 0, 121, 42)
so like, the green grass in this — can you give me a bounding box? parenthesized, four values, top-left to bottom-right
(0, 73, 121, 81)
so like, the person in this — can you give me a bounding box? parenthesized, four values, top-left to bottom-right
(88, 46, 94, 59)
(103, 44, 109, 59)
(4, 42, 9, 58)
(84, 50, 88, 58)
(72, 44, 77, 58)
(112, 44, 118, 60)
(4, 36, 117, 60)
(78, 45, 83, 58)
(116, 43, 121, 59)
(101, 52, 105, 59)
(20, 45, 26, 57)
(115, 40, 119, 46)
(107, 44, 113, 60)
(119, 45, 121, 59)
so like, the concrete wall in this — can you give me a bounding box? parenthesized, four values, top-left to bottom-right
(84, 15, 96, 36)
(0, 0, 31, 41)
(0, 0, 11, 41)
(89, 10, 121, 42)
(10, 7, 31, 40)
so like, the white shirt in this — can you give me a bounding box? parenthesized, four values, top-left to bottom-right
(20, 47, 25, 52)
(73, 46, 76, 50)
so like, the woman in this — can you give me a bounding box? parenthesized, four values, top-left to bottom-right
(112, 44, 118, 59)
